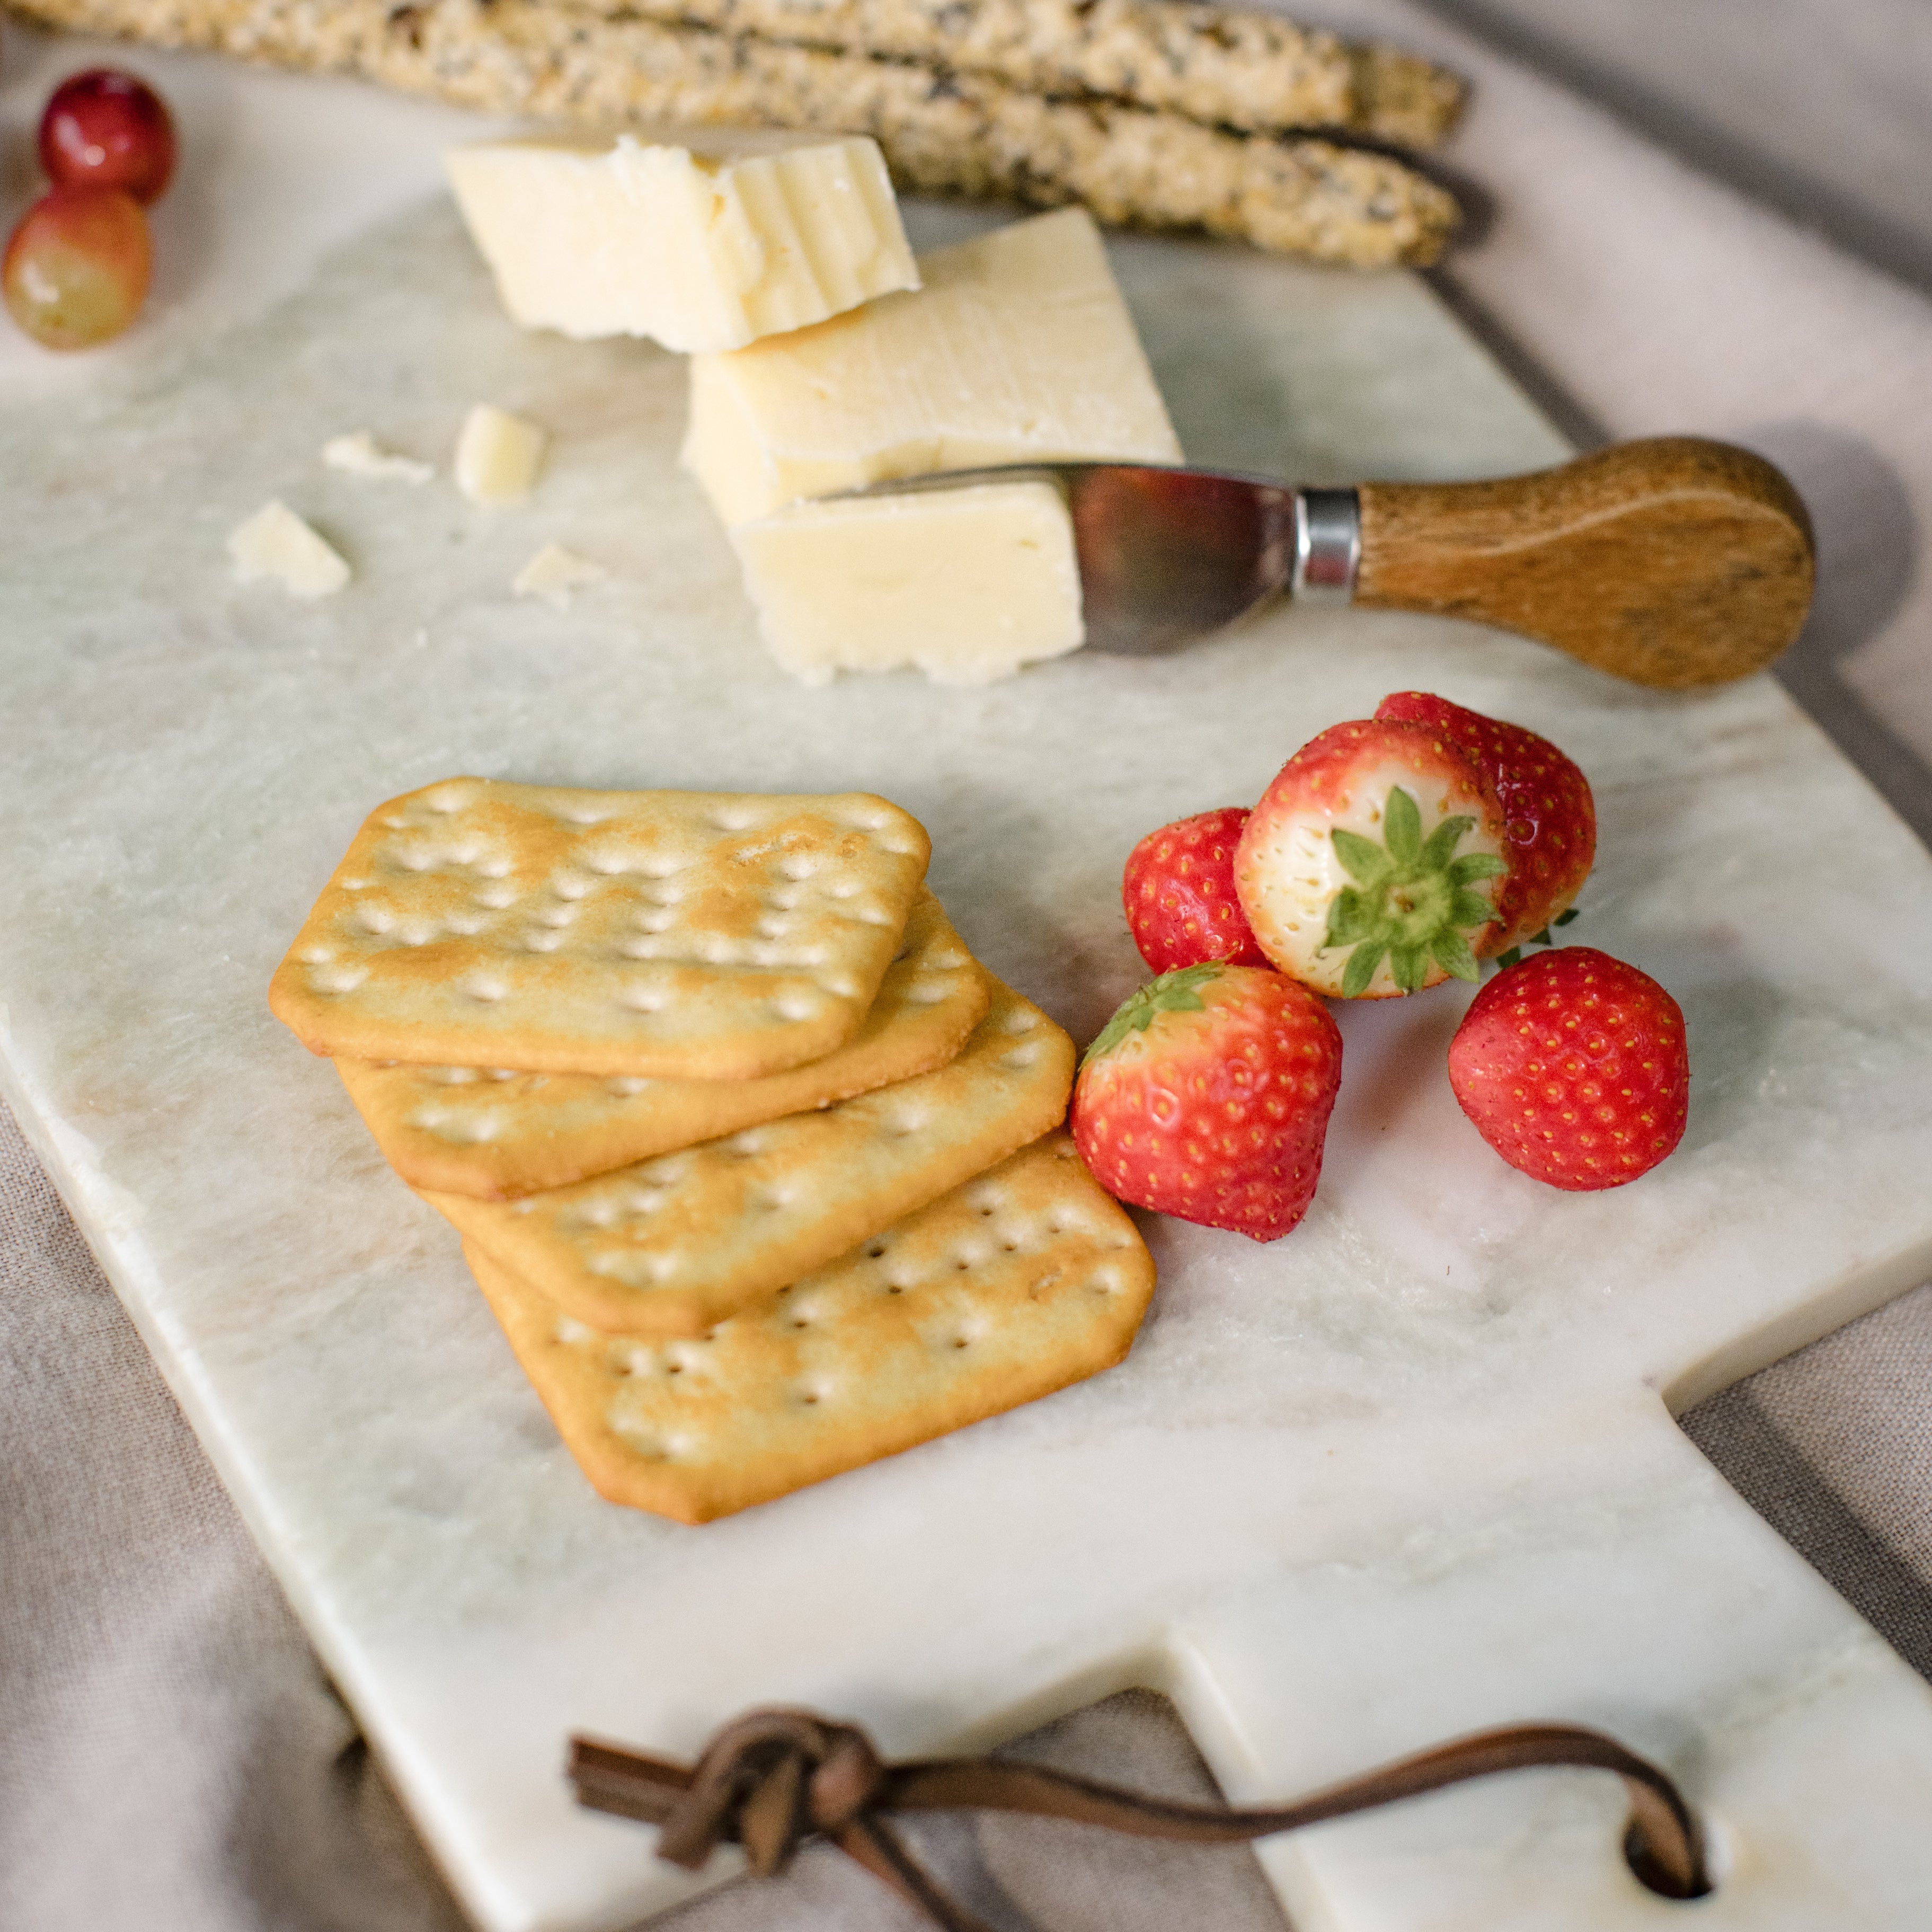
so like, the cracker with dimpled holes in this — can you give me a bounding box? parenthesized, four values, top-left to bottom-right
(421, 976, 1074, 1335)
(270, 778, 930, 1079)
(462, 1131, 1155, 1522)
(335, 890, 986, 1199)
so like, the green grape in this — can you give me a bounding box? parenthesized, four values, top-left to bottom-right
(3, 187, 152, 350)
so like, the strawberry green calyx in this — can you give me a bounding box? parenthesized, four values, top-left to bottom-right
(1496, 905, 1582, 970)
(1326, 786, 1506, 997)
(1084, 962, 1222, 1064)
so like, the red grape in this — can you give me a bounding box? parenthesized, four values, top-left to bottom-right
(39, 68, 177, 205)
(3, 188, 152, 350)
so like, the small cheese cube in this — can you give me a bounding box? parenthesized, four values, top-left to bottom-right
(683, 207, 1182, 527)
(455, 405, 546, 505)
(513, 543, 607, 609)
(731, 482, 1084, 686)
(446, 132, 919, 353)
(226, 500, 351, 599)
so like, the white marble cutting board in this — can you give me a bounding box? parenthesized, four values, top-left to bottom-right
(5, 41, 1932, 1932)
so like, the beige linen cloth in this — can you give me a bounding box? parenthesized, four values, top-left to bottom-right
(6, 2, 1932, 1927)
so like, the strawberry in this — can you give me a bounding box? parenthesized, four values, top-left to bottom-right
(1070, 962, 1342, 1240)
(1234, 717, 1509, 998)
(1123, 807, 1270, 972)
(1375, 691, 1595, 953)
(1448, 947, 1688, 1190)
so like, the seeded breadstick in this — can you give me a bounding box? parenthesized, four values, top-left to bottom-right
(11, 0, 1459, 267)
(565, 0, 1467, 149)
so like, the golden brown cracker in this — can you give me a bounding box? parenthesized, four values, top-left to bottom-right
(335, 891, 986, 1198)
(270, 778, 929, 1078)
(422, 976, 1074, 1335)
(464, 1131, 1156, 1521)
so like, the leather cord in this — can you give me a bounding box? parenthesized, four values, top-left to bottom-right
(569, 1706, 1711, 1928)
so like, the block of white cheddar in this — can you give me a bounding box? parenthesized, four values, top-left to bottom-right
(683, 207, 1182, 526)
(446, 131, 918, 353)
(732, 481, 1084, 686)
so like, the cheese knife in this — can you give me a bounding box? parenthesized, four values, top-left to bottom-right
(866, 437, 1813, 689)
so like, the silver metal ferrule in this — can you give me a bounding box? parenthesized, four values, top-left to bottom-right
(1292, 488, 1361, 605)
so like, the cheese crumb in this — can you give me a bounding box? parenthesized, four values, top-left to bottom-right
(227, 501, 351, 599)
(322, 430, 433, 483)
(513, 544, 608, 609)
(455, 405, 547, 504)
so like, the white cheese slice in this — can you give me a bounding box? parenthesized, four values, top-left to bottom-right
(682, 207, 1182, 527)
(512, 543, 607, 609)
(321, 430, 433, 483)
(445, 131, 918, 353)
(226, 501, 351, 599)
(731, 481, 1084, 686)
(455, 405, 546, 505)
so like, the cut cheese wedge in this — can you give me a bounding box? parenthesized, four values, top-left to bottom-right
(682, 206, 1182, 525)
(446, 131, 919, 353)
(732, 480, 1085, 685)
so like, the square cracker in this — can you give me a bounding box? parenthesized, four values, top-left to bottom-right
(422, 975, 1074, 1335)
(335, 891, 987, 1199)
(462, 1132, 1157, 1522)
(270, 778, 930, 1078)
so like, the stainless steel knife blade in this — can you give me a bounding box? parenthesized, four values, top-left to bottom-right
(854, 462, 1352, 656)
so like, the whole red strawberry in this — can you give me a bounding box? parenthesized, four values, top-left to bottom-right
(1235, 716, 1509, 998)
(1375, 692, 1594, 952)
(1449, 947, 1688, 1190)
(1123, 807, 1270, 972)
(1070, 963, 1342, 1239)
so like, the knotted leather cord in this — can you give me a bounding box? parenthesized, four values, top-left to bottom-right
(569, 1707, 1711, 1930)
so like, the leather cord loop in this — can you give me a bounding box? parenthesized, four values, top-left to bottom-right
(637, 1711, 890, 1876)
(570, 1707, 1711, 1926)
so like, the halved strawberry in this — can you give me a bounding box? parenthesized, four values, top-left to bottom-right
(1375, 692, 1595, 952)
(1448, 947, 1688, 1190)
(1234, 719, 1508, 998)
(1123, 807, 1270, 972)
(1070, 963, 1342, 1240)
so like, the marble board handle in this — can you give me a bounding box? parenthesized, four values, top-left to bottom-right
(1352, 437, 1815, 689)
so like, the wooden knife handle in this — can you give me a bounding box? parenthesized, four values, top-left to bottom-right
(1352, 437, 1814, 689)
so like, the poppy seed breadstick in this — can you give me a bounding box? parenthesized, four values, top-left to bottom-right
(11, 0, 1460, 268)
(559, 0, 1468, 150)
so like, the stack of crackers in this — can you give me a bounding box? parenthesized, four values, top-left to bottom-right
(270, 777, 1155, 1522)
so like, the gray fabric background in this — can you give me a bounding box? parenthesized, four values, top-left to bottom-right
(5, 1, 1932, 1927)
